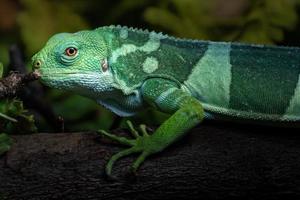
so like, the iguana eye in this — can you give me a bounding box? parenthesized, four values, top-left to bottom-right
(65, 47, 77, 57)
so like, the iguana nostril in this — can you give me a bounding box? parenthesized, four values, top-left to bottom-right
(33, 60, 42, 69)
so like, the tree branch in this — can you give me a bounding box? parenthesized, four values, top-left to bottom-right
(0, 122, 299, 199)
(0, 71, 40, 99)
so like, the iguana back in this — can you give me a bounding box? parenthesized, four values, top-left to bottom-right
(100, 26, 300, 122)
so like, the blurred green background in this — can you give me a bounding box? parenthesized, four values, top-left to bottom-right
(1, 0, 300, 134)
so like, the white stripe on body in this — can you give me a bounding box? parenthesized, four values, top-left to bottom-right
(183, 42, 232, 109)
(282, 74, 300, 120)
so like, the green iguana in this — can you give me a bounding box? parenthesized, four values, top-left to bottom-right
(32, 25, 300, 177)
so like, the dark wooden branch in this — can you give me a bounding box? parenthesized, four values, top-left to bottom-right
(0, 122, 299, 199)
(0, 71, 40, 99)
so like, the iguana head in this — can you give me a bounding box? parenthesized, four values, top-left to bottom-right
(32, 30, 114, 96)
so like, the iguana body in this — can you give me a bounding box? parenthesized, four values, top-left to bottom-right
(32, 25, 300, 176)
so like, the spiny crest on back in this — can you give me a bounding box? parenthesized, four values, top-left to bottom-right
(103, 25, 300, 52)
(96, 25, 205, 44)
(100, 25, 168, 40)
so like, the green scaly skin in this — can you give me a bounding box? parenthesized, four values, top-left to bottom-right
(32, 25, 300, 176)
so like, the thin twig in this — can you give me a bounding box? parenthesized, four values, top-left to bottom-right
(0, 71, 40, 99)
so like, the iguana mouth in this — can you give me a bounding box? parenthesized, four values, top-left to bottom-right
(40, 71, 100, 79)
(32, 70, 41, 78)
(40, 71, 82, 77)
(42, 72, 78, 75)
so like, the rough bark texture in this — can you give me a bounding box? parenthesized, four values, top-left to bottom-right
(0, 71, 39, 99)
(0, 121, 299, 200)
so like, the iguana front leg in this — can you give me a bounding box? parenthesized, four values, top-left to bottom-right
(99, 78, 204, 176)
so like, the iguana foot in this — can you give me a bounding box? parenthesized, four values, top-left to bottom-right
(98, 120, 157, 177)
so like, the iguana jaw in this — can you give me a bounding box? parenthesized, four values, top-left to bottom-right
(37, 67, 116, 96)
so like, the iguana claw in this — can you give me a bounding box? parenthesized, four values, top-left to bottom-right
(98, 120, 154, 177)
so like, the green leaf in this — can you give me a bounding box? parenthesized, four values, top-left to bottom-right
(0, 99, 37, 134)
(0, 112, 17, 122)
(0, 133, 12, 155)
